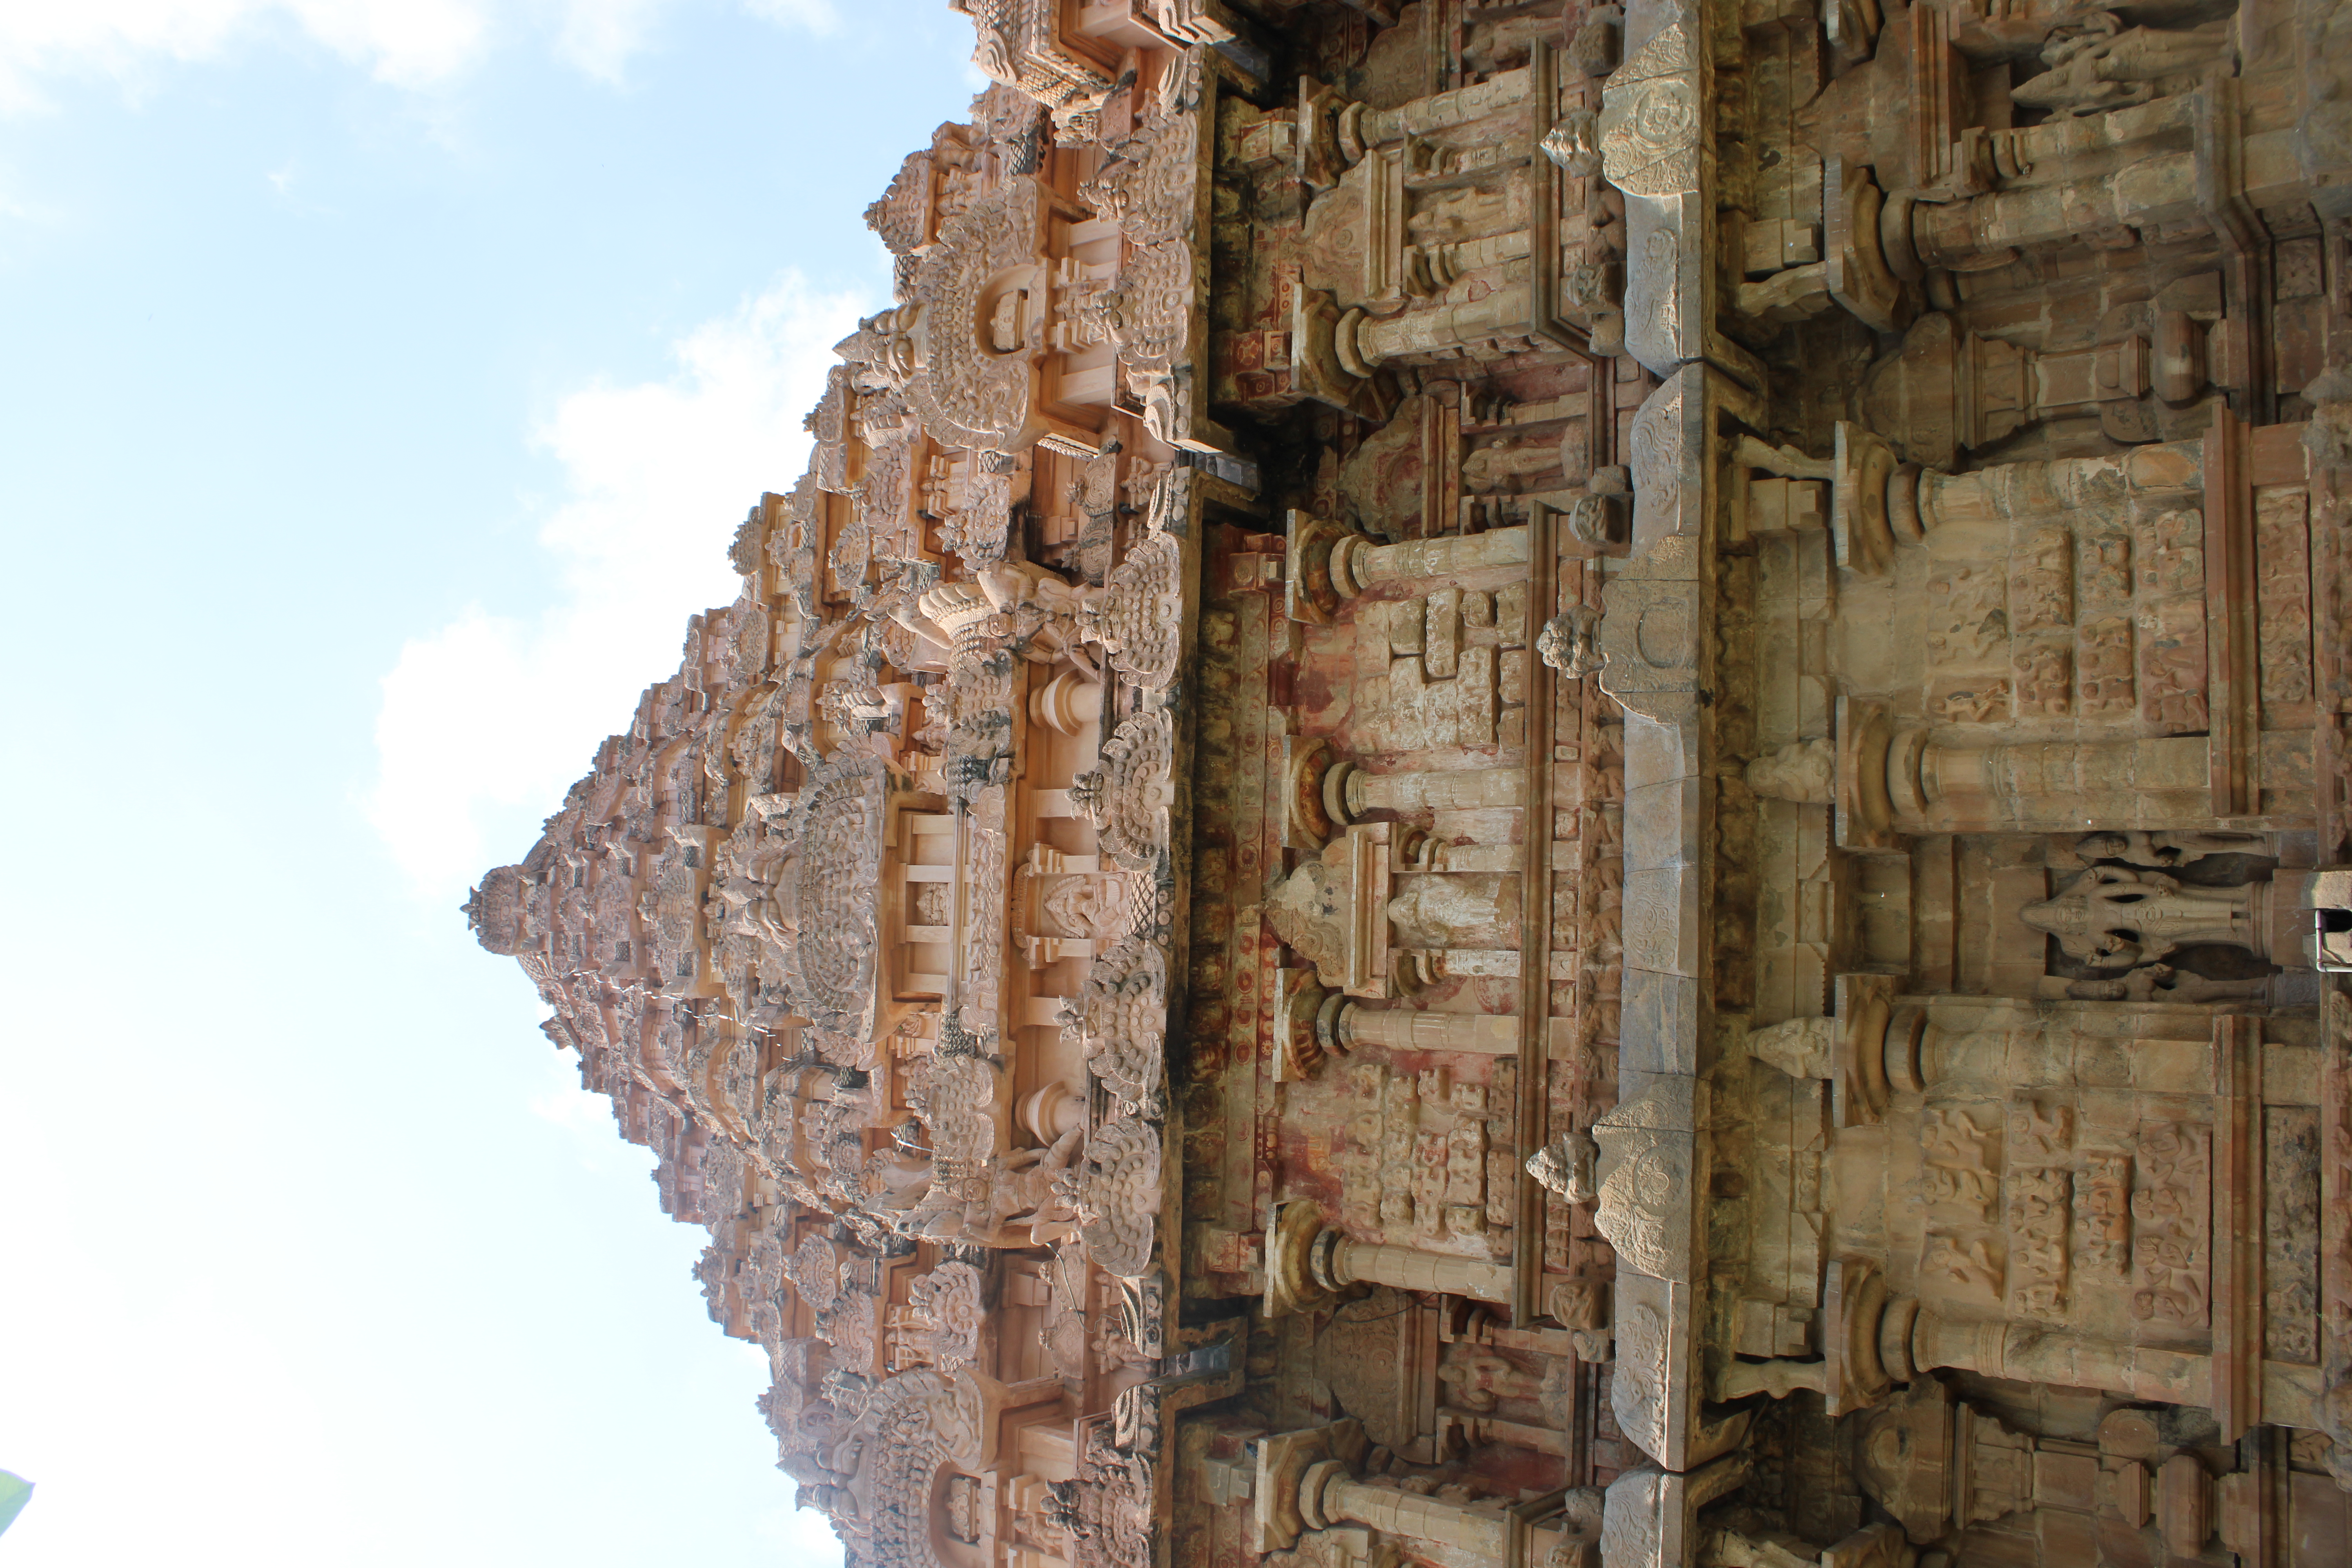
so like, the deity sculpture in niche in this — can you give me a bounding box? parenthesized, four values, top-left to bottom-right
(2009, 17, 2236, 117)
(2022, 865, 2264, 971)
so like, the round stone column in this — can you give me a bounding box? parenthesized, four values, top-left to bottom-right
(1262, 1201, 1514, 1315)
(1338, 1004, 1518, 1056)
(1316, 1230, 1514, 1304)
(1330, 525, 1531, 596)
(1897, 153, 2199, 271)
(1303, 1468, 1512, 1559)
(1911, 1310, 2212, 1408)
(1328, 760, 1524, 824)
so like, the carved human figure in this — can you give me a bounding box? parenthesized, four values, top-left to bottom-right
(904, 1119, 1086, 1247)
(1744, 1014, 1833, 1080)
(1541, 109, 1602, 177)
(860, 1138, 937, 1220)
(976, 559, 1108, 679)
(1566, 490, 1628, 548)
(1437, 1348, 1539, 1412)
(2012, 18, 2234, 116)
(819, 677, 906, 734)
(1525, 1129, 1601, 1204)
(2072, 829, 2270, 871)
(2020, 865, 2257, 970)
(2062, 962, 2268, 1003)
(714, 848, 803, 952)
(841, 303, 925, 393)
(1745, 739, 1835, 806)
(1538, 605, 1606, 679)
(1386, 873, 1515, 949)
(1561, 259, 1626, 358)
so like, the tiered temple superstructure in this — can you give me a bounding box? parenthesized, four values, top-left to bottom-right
(466, 0, 2352, 1561)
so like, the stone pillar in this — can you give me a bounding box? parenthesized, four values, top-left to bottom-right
(1914, 1011, 2212, 1091)
(1285, 513, 1530, 623)
(1904, 439, 2203, 535)
(1306, 1470, 1512, 1558)
(1328, 760, 1525, 823)
(1353, 287, 1536, 367)
(1262, 1200, 1514, 1315)
(1912, 1310, 2212, 1407)
(1332, 525, 1531, 596)
(1353, 67, 1532, 148)
(1322, 1233, 1514, 1302)
(1803, 1271, 2217, 1415)
(1918, 733, 2211, 830)
(1338, 1003, 1518, 1055)
(1893, 152, 2200, 272)
(1745, 986, 2234, 1107)
(1871, 723, 2212, 833)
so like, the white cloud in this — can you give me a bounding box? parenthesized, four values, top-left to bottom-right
(367, 270, 874, 899)
(741, 0, 839, 36)
(552, 0, 674, 81)
(0, 0, 857, 109)
(0, 0, 494, 108)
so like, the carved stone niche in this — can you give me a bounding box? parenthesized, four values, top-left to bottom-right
(1262, 818, 1396, 1000)
(2020, 863, 2285, 975)
(1279, 52, 1591, 410)
(886, 172, 1115, 458)
(891, 808, 958, 1001)
(1011, 842, 1132, 966)
(1850, 1377, 2214, 1557)
(1862, 306, 2214, 471)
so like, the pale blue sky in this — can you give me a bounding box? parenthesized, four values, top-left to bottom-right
(0, 4, 980, 1562)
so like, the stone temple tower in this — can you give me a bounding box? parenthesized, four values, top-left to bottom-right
(469, 0, 2352, 1562)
